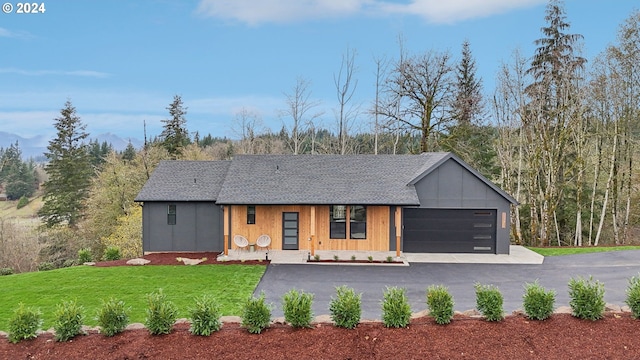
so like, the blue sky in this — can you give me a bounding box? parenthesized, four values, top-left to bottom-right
(1, 0, 638, 144)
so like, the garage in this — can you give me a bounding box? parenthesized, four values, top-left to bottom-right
(403, 208, 497, 254)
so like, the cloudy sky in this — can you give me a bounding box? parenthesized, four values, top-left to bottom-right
(1, 0, 637, 143)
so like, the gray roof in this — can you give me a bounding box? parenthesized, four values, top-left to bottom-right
(134, 160, 231, 201)
(134, 153, 517, 205)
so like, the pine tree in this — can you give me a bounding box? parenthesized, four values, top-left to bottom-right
(38, 100, 93, 228)
(0, 142, 37, 200)
(160, 95, 189, 157)
(121, 141, 136, 162)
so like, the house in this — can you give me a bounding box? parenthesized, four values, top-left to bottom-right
(134, 153, 518, 256)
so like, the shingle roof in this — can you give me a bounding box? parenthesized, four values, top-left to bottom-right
(215, 154, 449, 205)
(134, 160, 231, 201)
(134, 153, 517, 205)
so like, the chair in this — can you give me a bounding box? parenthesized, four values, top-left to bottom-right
(256, 234, 271, 252)
(233, 235, 249, 254)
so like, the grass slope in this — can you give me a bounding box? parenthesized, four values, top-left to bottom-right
(528, 246, 640, 256)
(0, 264, 265, 331)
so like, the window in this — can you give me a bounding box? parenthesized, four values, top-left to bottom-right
(330, 205, 367, 239)
(350, 205, 367, 239)
(167, 204, 176, 225)
(247, 206, 256, 224)
(330, 205, 346, 239)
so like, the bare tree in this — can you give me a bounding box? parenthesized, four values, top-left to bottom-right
(333, 47, 360, 155)
(281, 77, 323, 154)
(231, 107, 263, 155)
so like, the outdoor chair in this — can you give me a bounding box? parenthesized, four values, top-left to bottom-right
(256, 234, 271, 252)
(233, 235, 249, 254)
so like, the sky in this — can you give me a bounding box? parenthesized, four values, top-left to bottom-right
(1, 0, 638, 145)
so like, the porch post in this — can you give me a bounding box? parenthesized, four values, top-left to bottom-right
(310, 206, 316, 256)
(395, 207, 401, 257)
(223, 205, 229, 256)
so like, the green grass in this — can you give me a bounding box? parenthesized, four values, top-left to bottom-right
(0, 265, 265, 331)
(527, 246, 640, 257)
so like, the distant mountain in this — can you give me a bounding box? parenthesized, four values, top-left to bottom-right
(0, 131, 144, 160)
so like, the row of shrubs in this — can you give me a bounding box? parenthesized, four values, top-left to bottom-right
(1, 246, 122, 277)
(7, 274, 640, 343)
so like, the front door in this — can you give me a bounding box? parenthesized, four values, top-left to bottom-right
(282, 212, 299, 250)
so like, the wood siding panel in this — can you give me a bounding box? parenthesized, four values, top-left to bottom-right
(230, 205, 391, 251)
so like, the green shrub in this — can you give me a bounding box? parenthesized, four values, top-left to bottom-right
(568, 276, 605, 321)
(145, 289, 178, 335)
(77, 248, 93, 263)
(625, 274, 640, 319)
(333, 254, 339, 261)
(102, 246, 122, 261)
(38, 262, 54, 271)
(426, 285, 455, 325)
(16, 196, 29, 209)
(351, 255, 356, 261)
(7, 303, 42, 343)
(282, 289, 314, 328)
(96, 298, 129, 337)
(522, 281, 555, 320)
(313, 254, 320, 261)
(385, 256, 393, 263)
(0, 267, 14, 276)
(474, 283, 504, 322)
(240, 293, 271, 334)
(367, 255, 373, 262)
(189, 294, 222, 336)
(381, 287, 411, 328)
(53, 300, 85, 342)
(329, 285, 361, 329)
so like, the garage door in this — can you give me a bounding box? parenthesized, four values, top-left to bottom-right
(403, 209, 496, 253)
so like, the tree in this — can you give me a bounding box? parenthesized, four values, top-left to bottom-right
(121, 141, 136, 162)
(378, 49, 454, 153)
(281, 77, 323, 154)
(0, 142, 36, 200)
(38, 100, 93, 228)
(333, 47, 360, 154)
(160, 95, 190, 157)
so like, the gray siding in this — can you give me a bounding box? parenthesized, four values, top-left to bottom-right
(142, 202, 223, 252)
(412, 159, 511, 254)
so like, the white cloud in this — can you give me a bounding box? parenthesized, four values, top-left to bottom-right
(0, 27, 32, 39)
(196, 0, 545, 25)
(0, 68, 110, 78)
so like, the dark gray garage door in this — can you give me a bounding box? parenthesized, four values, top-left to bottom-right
(403, 209, 496, 253)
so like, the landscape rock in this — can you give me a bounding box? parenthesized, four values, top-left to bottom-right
(125, 323, 146, 330)
(126, 258, 151, 266)
(220, 315, 242, 323)
(554, 306, 572, 314)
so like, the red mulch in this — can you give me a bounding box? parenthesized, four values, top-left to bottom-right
(93, 252, 269, 267)
(1, 313, 639, 359)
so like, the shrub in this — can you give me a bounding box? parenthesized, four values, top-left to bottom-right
(189, 294, 222, 336)
(426, 285, 455, 325)
(37, 262, 54, 271)
(282, 289, 314, 328)
(0, 267, 14, 276)
(522, 280, 555, 320)
(240, 293, 271, 334)
(102, 246, 122, 261)
(351, 255, 356, 261)
(385, 256, 393, 263)
(145, 289, 178, 335)
(475, 283, 504, 322)
(313, 254, 320, 261)
(568, 276, 605, 321)
(96, 298, 129, 337)
(381, 287, 411, 328)
(16, 196, 29, 209)
(625, 274, 640, 319)
(367, 255, 373, 262)
(7, 303, 42, 343)
(333, 254, 339, 261)
(77, 248, 93, 263)
(329, 285, 361, 329)
(53, 300, 85, 342)
(62, 259, 78, 268)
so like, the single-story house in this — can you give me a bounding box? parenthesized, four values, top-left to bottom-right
(134, 153, 517, 255)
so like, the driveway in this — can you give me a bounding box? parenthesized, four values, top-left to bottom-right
(254, 250, 640, 319)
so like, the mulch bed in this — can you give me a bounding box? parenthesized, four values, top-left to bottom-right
(93, 252, 269, 267)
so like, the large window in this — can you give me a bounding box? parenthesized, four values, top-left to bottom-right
(330, 205, 346, 239)
(167, 204, 176, 225)
(330, 205, 366, 239)
(350, 205, 367, 239)
(247, 206, 256, 224)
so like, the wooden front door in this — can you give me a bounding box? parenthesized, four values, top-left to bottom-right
(282, 212, 299, 250)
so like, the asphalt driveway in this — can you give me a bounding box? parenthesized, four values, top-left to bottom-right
(254, 250, 640, 319)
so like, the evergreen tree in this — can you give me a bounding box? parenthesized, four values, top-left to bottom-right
(0, 142, 37, 199)
(121, 141, 136, 162)
(160, 95, 189, 157)
(38, 100, 93, 228)
(452, 40, 484, 126)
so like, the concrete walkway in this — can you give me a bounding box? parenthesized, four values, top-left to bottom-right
(217, 245, 543, 265)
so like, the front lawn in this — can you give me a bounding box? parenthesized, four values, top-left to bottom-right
(0, 264, 265, 331)
(527, 245, 640, 257)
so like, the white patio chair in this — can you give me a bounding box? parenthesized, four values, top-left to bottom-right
(256, 234, 271, 252)
(233, 235, 249, 254)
